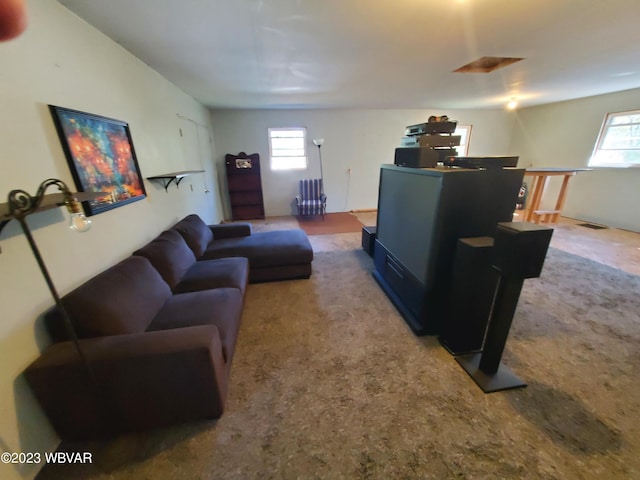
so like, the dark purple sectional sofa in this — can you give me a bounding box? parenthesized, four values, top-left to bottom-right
(24, 214, 313, 440)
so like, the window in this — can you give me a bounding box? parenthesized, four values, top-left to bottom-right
(268, 127, 307, 170)
(590, 110, 640, 167)
(455, 125, 472, 156)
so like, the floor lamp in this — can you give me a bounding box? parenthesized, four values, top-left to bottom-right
(0, 178, 94, 379)
(312, 138, 327, 220)
(312, 138, 325, 193)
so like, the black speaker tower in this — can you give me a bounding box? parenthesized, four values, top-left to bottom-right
(455, 222, 553, 393)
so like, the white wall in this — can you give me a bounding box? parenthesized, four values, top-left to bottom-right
(210, 109, 517, 217)
(0, 2, 224, 479)
(510, 88, 640, 232)
(212, 99, 640, 232)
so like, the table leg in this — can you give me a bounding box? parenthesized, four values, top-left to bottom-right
(523, 176, 537, 222)
(551, 174, 574, 223)
(525, 175, 547, 223)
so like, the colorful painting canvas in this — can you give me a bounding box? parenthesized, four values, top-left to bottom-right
(49, 106, 146, 216)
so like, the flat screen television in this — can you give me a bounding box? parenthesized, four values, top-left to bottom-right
(376, 168, 441, 285)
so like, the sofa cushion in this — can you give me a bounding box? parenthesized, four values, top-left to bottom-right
(200, 229, 313, 268)
(210, 223, 252, 239)
(172, 214, 214, 258)
(174, 257, 249, 295)
(133, 230, 197, 289)
(146, 288, 243, 363)
(62, 256, 172, 338)
(249, 263, 312, 283)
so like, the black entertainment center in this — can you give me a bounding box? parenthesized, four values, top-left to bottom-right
(372, 164, 525, 335)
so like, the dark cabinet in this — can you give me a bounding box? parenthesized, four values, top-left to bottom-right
(225, 152, 265, 220)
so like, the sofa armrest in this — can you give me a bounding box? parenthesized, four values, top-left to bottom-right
(25, 325, 229, 440)
(209, 223, 252, 239)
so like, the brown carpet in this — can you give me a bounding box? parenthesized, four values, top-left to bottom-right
(37, 234, 640, 480)
(296, 212, 363, 235)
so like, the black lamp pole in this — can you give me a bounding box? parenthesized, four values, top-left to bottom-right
(313, 138, 325, 194)
(317, 145, 324, 192)
(2, 179, 95, 382)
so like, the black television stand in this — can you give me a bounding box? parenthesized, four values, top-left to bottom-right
(372, 269, 427, 335)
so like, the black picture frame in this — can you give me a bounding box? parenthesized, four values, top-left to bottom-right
(49, 105, 146, 216)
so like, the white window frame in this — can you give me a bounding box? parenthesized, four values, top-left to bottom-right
(590, 110, 640, 168)
(268, 127, 308, 170)
(455, 125, 472, 156)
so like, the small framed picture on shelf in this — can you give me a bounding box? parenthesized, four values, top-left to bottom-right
(235, 158, 252, 169)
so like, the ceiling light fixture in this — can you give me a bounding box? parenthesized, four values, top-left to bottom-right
(506, 98, 518, 110)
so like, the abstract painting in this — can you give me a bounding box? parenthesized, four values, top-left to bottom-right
(49, 105, 146, 216)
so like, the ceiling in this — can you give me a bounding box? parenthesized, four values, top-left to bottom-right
(57, 0, 640, 110)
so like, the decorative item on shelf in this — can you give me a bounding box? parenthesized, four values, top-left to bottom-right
(235, 158, 252, 169)
(146, 170, 205, 192)
(405, 118, 457, 136)
(49, 105, 147, 216)
(428, 115, 449, 123)
(0, 178, 99, 383)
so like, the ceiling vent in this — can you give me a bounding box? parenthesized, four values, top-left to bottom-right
(454, 56, 523, 73)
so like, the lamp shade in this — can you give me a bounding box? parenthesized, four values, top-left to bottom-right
(313, 138, 325, 147)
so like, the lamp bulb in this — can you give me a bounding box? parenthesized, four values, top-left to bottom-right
(68, 212, 91, 232)
(64, 195, 91, 232)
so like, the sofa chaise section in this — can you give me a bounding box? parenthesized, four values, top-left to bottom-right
(172, 214, 314, 283)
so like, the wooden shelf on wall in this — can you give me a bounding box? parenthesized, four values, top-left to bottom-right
(146, 170, 204, 192)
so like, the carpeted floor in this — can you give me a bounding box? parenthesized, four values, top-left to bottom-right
(38, 232, 640, 480)
(296, 212, 363, 235)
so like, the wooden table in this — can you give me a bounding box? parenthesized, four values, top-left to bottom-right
(523, 168, 592, 224)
